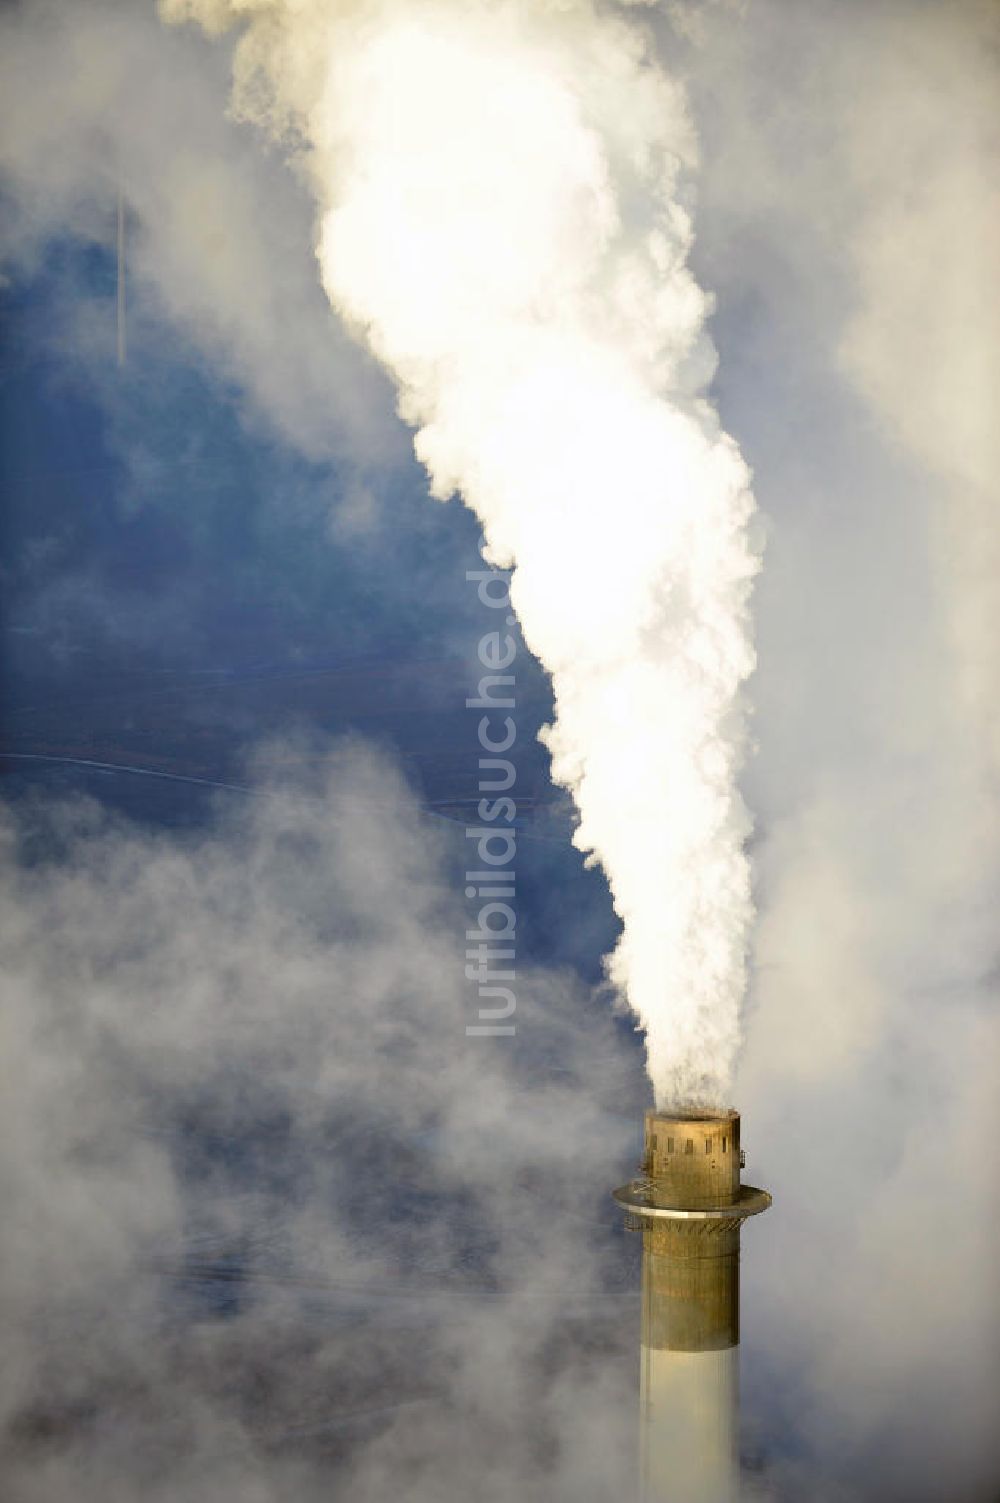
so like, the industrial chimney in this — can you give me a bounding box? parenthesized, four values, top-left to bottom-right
(614, 1109, 770, 1503)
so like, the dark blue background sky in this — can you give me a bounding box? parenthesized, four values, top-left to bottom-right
(0, 231, 623, 982)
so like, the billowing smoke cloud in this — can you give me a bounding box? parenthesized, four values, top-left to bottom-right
(0, 741, 640, 1503)
(161, 0, 760, 1108)
(834, 2, 1000, 777)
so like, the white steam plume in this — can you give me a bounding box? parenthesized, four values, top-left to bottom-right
(161, 0, 759, 1107)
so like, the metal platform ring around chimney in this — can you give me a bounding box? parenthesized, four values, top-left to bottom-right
(612, 1181, 772, 1222)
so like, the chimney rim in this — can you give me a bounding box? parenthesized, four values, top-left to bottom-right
(645, 1106, 739, 1125)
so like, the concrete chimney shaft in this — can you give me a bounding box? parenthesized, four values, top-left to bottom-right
(640, 1108, 745, 1350)
(642, 1108, 741, 1208)
(614, 1109, 770, 1503)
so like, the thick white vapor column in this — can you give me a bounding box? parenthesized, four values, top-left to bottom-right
(162, 0, 759, 1106)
